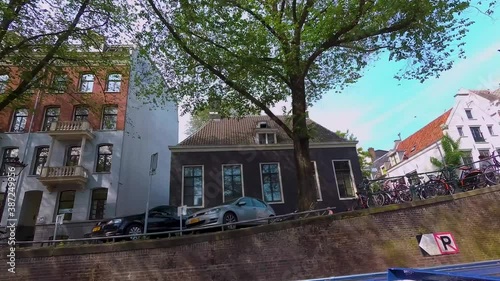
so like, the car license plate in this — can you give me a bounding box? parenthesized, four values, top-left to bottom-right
(188, 218, 200, 225)
(92, 226, 101, 232)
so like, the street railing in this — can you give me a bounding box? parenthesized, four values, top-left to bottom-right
(0, 207, 336, 248)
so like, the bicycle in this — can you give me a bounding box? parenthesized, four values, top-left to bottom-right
(352, 179, 385, 210)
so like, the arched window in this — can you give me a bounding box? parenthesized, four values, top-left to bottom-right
(96, 144, 113, 172)
(89, 188, 108, 220)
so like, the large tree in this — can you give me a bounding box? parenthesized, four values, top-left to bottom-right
(0, 0, 133, 111)
(137, 0, 495, 211)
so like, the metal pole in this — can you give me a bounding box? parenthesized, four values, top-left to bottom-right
(143, 172, 152, 234)
(179, 212, 182, 236)
(52, 222, 58, 242)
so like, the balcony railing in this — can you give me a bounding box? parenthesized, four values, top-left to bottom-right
(46, 121, 94, 140)
(38, 166, 89, 191)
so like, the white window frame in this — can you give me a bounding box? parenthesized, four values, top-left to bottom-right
(79, 73, 95, 93)
(311, 161, 322, 201)
(259, 162, 284, 204)
(106, 73, 122, 92)
(257, 133, 277, 144)
(487, 125, 494, 136)
(332, 159, 357, 200)
(181, 165, 204, 208)
(221, 164, 245, 203)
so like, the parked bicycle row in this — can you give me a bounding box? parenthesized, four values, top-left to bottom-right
(354, 151, 500, 209)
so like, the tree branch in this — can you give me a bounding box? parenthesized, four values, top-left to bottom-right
(292, 0, 297, 23)
(146, 0, 294, 138)
(227, 0, 290, 51)
(304, 0, 367, 72)
(0, 0, 91, 111)
(0, 0, 29, 45)
(298, 0, 315, 29)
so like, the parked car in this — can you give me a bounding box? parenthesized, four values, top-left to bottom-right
(89, 205, 193, 240)
(185, 196, 276, 230)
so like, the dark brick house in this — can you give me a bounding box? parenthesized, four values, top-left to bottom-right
(168, 114, 363, 215)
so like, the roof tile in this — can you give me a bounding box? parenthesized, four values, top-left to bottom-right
(395, 109, 452, 159)
(178, 115, 346, 146)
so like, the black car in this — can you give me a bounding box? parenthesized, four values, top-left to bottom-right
(89, 205, 192, 240)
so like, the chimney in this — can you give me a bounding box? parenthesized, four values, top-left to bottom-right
(368, 147, 376, 161)
(209, 112, 220, 121)
(394, 140, 401, 149)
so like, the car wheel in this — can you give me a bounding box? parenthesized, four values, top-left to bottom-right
(268, 215, 276, 224)
(223, 212, 238, 230)
(125, 224, 143, 240)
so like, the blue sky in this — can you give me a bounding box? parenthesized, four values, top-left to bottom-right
(178, 7, 500, 149)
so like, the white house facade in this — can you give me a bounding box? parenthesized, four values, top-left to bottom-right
(374, 88, 500, 179)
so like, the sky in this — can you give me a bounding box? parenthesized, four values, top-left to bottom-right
(177, 7, 500, 150)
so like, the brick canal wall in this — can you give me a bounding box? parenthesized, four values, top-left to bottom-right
(2, 186, 500, 281)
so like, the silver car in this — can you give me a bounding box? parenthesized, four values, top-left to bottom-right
(185, 196, 276, 230)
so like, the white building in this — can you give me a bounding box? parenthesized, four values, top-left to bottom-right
(373, 88, 500, 179)
(0, 48, 178, 241)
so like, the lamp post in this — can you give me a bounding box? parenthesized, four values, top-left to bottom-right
(0, 157, 27, 224)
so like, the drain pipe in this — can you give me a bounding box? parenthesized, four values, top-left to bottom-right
(13, 86, 43, 219)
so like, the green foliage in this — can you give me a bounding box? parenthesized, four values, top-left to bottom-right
(335, 130, 358, 141)
(335, 130, 372, 177)
(430, 133, 464, 168)
(0, 0, 135, 110)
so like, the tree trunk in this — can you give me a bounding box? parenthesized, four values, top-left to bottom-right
(291, 75, 317, 212)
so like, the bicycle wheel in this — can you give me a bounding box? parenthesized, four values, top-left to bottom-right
(421, 183, 438, 199)
(429, 180, 453, 196)
(483, 165, 500, 186)
(368, 193, 385, 207)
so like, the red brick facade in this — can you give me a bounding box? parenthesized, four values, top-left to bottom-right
(0, 66, 130, 132)
(1, 186, 499, 281)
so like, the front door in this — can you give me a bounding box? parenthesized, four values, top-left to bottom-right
(17, 191, 43, 241)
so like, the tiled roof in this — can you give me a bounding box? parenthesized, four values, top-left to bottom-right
(471, 88, 500, 102)
(395, 109, 452, 159)
(178, 115, 347, 146)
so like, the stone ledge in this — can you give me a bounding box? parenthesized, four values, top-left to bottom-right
(11, 184, 500, 258)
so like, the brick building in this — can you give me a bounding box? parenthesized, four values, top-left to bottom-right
(0, 46, 178, 240)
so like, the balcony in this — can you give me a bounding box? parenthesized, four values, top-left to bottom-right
(38, 166, 89, 192)
(46, 121, 95, 141)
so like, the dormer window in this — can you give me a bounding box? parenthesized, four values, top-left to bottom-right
(258, 133, 276, 144)
(258, 121, 268, 129)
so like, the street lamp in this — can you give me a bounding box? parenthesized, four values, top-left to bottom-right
(0, 157, 27, 224)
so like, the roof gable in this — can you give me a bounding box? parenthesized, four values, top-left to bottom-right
(395, 109, 452, 159)
(178, 115, 346, 146)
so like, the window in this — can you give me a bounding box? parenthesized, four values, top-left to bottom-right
(252, 198, 268, 208)
(380, 166, 387, 175)
(470, 126, 485, 142)
(89, 188, 108, 220)
(488, 125, 494, 136)
(31, 146, 49, 175)
(258, 121, 268, 128)
(461, 150, 473, 166)
(311, 161, 322, 201)
(52, 74, 67, 92)
(258, 133, 276, 144)
(96, 145, 113, 172)
(56, 191, 75, 221)
(106, 73, 122, 92)
(65, 146, 81, 166)
(182, 166, 203, 207)
(478, 149, 490, 159)
(1, 148, 19, 176)
(222, 164, 243, 202)
(457, 127, 464, 137)
(101, 106, 118, 130)
(10, 108, 28, 132)
(42, 107, 60, 131)
(332, 160, 356, 199)
(73, 106, 89, 121)
(465, 109, 473, 119)
(79, 74, 94, 92)
(0, 74, 8, 93)
(260, 163, 283, 203)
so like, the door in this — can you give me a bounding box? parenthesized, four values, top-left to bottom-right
(17, 191, 43, 241)
(252, 198, 271, 224)
(233, 197, 257, 223)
